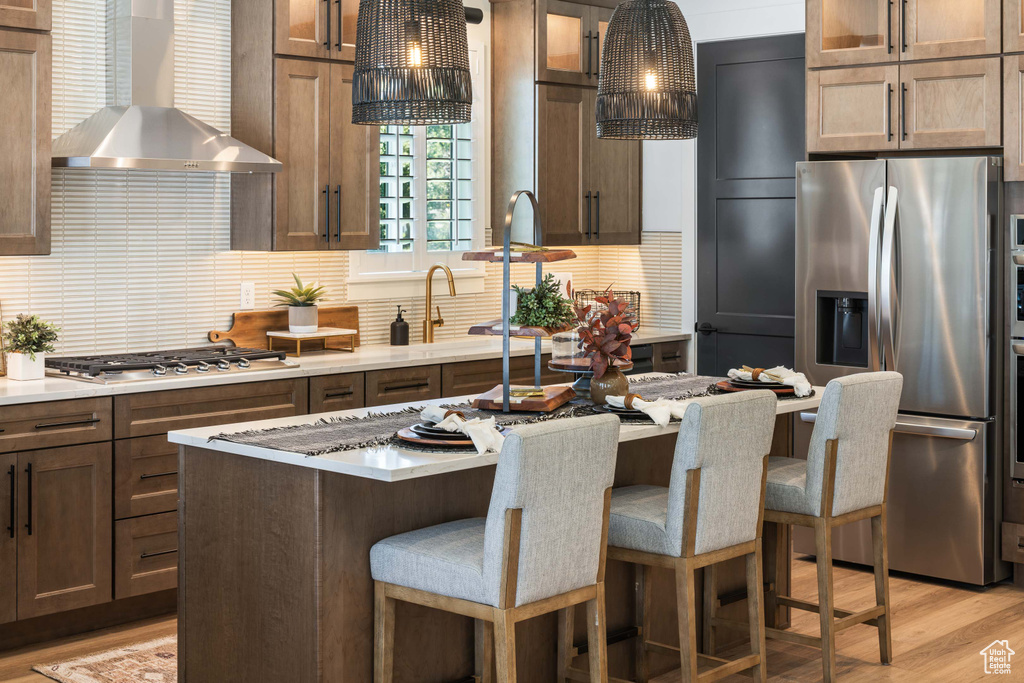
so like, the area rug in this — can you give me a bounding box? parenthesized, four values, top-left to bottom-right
(32, 636, 176, 683)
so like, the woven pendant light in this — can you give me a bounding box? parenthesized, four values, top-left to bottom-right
(352, 0, 473, 125)
(596, 0, 697, 139)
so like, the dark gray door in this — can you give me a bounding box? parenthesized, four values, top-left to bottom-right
(696, 34, 805, 376)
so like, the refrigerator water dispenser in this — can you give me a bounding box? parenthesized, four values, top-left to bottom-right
(816, 291, 868, 368)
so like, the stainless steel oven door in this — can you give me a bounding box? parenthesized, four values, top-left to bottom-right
(1012, 342, 1024, 481)
(1012, 254, 1024, 339)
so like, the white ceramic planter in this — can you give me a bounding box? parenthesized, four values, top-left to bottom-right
(288, 305, 318, 334)
(5, 352, 45, 381)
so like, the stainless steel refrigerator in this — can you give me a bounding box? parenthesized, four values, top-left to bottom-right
(795, 157, 1008, 586)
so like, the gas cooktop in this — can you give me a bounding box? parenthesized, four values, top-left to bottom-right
(45, 347, 292, 384)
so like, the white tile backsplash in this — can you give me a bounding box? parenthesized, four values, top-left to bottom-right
(0, 0, 685, 355)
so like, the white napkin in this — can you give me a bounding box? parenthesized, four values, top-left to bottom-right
(419, 406, 505, 455)
(727, 365, 812, 397)
(606, 395, 687, 427)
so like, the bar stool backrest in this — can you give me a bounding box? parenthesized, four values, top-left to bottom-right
(482, 414, 620, 607)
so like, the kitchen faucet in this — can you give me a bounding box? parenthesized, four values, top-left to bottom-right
(423, 263, 457, 343)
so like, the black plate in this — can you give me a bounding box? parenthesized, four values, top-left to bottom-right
(410, 423, 472, 441)
(593, 404, 647, 417)
(728, 378, 784, 389)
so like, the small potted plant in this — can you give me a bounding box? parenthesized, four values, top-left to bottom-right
(2, 314, 60, 381)
(574, 290, 637, 404)
(509, 273, 576, 332)
(273, 274, 327, 334)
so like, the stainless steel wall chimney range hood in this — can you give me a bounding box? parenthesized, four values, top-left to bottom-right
(52, 0, 281, 173)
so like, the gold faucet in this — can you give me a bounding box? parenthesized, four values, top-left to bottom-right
(423, 263, 457, 343)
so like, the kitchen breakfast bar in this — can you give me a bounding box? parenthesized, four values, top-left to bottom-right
(168, 383, 822, 682)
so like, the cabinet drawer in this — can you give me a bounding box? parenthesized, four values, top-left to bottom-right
(0, 397, 112, 454)
(310, 373, 365, 413)
(114, 378, 308, 438)
(900, 58, 1001, 150)
(653, 341, 688, 374)
(441, 356, 560, 398)
(115, 512, 178, 599)
(114, 436, 178, 520)
(807, 65, 899, 153)
(365, 366, 441, 406)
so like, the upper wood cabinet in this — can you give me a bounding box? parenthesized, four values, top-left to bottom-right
(0, 29, 50, 256)
(275, 0, 358, 61)
(902, 0, 1001, 61)
(537, 0, 607, 86)
(900, 57, 1001, 148)
(588, 89, 641, 246)
(1008, 0, 1024, 53)
(537, 84, 588, 245)
(807, 0, 898, 68)
(0, 0, 50, 31)
(807, 65, 899, 152)
(1006, 55, 1024, 180)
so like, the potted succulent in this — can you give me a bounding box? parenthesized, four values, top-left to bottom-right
(273, 274, 327, 334)
(509, 273, 576, 332)
(574, 290, 637, 404)
(2, 314, 60, 381)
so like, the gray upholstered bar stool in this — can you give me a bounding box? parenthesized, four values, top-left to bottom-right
(758, 372, 902, 683)
(568, 391, 778, 683)
(370, 414, 620, 683)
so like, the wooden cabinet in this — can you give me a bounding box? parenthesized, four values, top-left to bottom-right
(365, 366, 441, 407)
(0, 453, 14, 625)
(0, 0, 49, 31)
(900, 58, 1001, 149)
(441, 356, 560, 397)
(114, 436, 178, 520)
(902, 0, 1000, 61)
(0, 29, 50, 256)
(310, 373, 365, 413)
(652, 341, 688, 374)
(275, 0, 357, 61)
(329, 63, 379, 250)
(1006, 55, 1024, 180)
(807, 0, 898, 68)
(0, 397, 112, 455)
(1008, 0, 1024, 53)
(17, 443, 112, 620)
(114, 512, 178, 600)
(807, 65, 899, 152)
(588, 90, 641, 245)
(536, 0, 606, 86)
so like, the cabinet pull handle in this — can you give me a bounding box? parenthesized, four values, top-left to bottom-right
(141, 548, 177, 560)
(383, 381, 431, 392)
(585, 30, 592, 77)
(593, 33, 600, 76)
(325, 389, 354, 398)
(324, 185, 331, 243)
(335, 0, 342, 50)
(886, 84, 893, 141)
(901, 83, 907, 141)
(140, 471, 178, 480)
(335, 184, 342, 242)
(24, 463, 31, 536)
(35, 417, 100, 430)
(594, 191, 600, 239)
(901, 0, 907, 52)
(6, 464, 13, 539)
(324, 0, 331, 49)
(887, 0, 893, 54)
(585, 191, 592, 239)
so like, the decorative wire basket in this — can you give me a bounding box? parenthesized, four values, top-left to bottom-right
(573, 290, 641, 331)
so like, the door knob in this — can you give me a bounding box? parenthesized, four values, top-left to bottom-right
(696, 322, 717, 336)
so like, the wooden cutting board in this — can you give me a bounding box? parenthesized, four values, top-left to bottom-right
(209, 306, 361, 350)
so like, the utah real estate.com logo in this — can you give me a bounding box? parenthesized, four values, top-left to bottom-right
(980, 640, 1015, 675)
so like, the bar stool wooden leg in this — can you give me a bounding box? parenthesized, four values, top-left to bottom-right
(635, 563, 650, 683)
(476, 618, 495, 683)
(494, 610, 518, 683)
(675, 558, 699, 683)
(814, 519, 837, 683)
(374, 582, 395, 683)
(703, 563, 717, 656)
(746, 543, 768, 683)
(586, 583, 609, 683)
(872, 512, 893, 665)
(763, 521, 781, 628)
(557, 607, 575, 682)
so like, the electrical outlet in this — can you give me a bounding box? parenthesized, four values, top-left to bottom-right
(240, 283, 256, 310)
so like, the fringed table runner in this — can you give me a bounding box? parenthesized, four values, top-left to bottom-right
(207, 373, 808, 457)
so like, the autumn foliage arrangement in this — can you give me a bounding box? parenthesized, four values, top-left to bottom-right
(572, 286, 638, 379)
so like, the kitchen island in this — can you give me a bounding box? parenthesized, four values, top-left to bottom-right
(169, 383, 822, 682)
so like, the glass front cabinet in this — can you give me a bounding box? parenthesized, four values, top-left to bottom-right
(536, 0, 609, 86)
(275, 0, 359, 61)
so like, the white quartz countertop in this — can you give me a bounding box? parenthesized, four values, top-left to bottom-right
(0, 329, 691, 407)
(168, 379, 823, 483)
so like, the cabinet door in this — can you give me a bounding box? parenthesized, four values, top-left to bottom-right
(365, 366, 442, 406)
(537, 84, 589, 246)
(274, 58, 332, 251)
(537, 0, 595, 86)
(902, 0, 1001, 60)
(806, 0, 897, 68)
(0, 0, 49, 30)
(0, 453, 14, 625)
(114, 512, 177, 599)
(1008, 0, 1024, 53)
(310, 372, 366, 412)
(591, 5, 613, 80)
(899, 58, 1001, 149)
(806, 65, 899, 152)
(276, 0, 332, 60)
(332, 0, 359, 61)
(0, 30, 49, 256)
(1006, 56, 1024, 181)
(329, 63, 380, 250)
(18, 443, 112, 620)
(587, 90, 640, 245)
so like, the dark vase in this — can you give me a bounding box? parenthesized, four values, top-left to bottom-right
(590, 367, 629, 405)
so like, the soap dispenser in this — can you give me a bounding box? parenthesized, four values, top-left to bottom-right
(390, 306, 409, 346)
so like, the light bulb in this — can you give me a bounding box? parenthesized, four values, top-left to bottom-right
(645, 71, 657, 90)
(409, 43, 422, 66)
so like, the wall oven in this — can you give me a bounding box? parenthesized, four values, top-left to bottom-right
(1013, 215, 1024, 481)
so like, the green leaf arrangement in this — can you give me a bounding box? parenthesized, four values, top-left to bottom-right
(272, 274, 328, 308)
(2, 314, 60, 360)
(509, 273, 576, 330)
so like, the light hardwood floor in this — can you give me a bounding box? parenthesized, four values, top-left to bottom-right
(0, 558, 1021, 682)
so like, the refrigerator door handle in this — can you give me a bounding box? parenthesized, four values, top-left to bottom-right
(881, 186, 899, 371)
(799, 411, 978, 441)
(867, 187, 885, 372)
